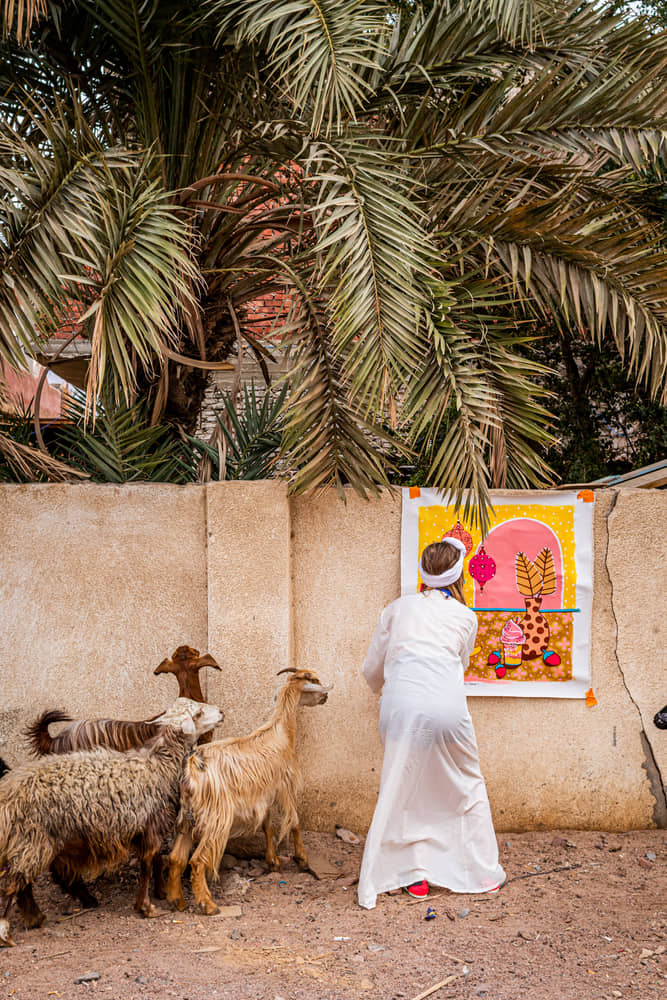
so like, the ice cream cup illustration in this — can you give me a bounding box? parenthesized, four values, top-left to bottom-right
(501, 618, 525, 668)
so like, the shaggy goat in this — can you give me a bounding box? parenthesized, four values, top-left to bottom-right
(22, 697, 225, 907)
(166, 668, 330, 915)
(25, 696, 222, 756)
(0, 702, 222, 947)
(154, 646, 221, 745)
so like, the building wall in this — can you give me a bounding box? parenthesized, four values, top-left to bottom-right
(0, 360, 64, 418)
(0, 483, 664, 832)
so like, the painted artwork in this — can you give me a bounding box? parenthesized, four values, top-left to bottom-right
(401, 489, 595, 697)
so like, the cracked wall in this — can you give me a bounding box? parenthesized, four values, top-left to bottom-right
(606, 490, 667, 827)
(291, 489, 667, 832)
(0, 483, 665, 832)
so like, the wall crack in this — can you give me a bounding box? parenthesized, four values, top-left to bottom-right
(605, 490, 666, 827)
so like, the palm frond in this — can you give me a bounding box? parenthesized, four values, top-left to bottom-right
(302, 131, 431, 415)
(204, 0, 389, 134)
(1, 0, 46, 43)
(0, 432, 88, 481)
(58, 389, 196, 483)
(188, 380, 288, 480)
(0, 401, 89, 482)
(0, 96, 200, 407)
(463, 0, 551, 46)
(401, 273, 553, 532)
(275, 261, 399, 496)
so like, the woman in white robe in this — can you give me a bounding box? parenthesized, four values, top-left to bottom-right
(358, 538, 505, 910)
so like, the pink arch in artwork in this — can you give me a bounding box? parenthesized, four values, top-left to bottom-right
(470, 518, 564, 610)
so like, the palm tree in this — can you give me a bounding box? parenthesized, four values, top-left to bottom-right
(1, 0, 667, 528)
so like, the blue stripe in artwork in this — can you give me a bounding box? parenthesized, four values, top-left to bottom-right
(472, 607, 581, 613)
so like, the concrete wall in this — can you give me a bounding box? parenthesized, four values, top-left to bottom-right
(0, 483, 664, 832)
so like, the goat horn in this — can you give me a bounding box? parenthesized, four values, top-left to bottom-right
(276, 667, 298, 676)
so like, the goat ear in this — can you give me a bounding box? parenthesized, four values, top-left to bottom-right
(154, 658, 175, 675)
(182, 714, 196, 737)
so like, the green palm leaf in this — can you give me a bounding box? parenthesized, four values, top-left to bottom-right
(302, 131, 431, 414)
(187, 380, 288, 481)
(275, 260, 399, 496)
(401, 272, 553, 532)
(58, 389, 196, 482)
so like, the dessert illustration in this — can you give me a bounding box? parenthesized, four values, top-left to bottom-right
(500, 618, 525, 667)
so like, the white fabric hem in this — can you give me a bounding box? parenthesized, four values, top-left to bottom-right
(358, 867, 506, 910)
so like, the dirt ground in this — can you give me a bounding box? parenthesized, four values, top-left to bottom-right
(1, 828, 665, 1000)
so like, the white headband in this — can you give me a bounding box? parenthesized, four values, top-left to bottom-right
(419, 537, 467, 588)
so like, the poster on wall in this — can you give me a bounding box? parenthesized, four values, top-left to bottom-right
(401, 489, 595, 697)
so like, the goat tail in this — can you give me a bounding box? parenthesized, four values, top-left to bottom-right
(181, 752, 235, 879)
(24, 710, 72, 756)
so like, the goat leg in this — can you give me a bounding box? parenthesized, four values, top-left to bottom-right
(291, 824, 310, 871)
(134, 831, 162, 918)
(16, 884, 46, 929)
(0, 894, 15, 947)
(189, 845, 220, 916)
(166, 830, 193, 912)
(262, 816, 280, 871)
(152, 853, 166, 899)
(50, 858, 98, 910)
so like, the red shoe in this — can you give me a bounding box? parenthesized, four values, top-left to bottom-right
(405, 880, 429, 898)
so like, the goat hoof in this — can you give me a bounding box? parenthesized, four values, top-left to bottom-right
(23, 911, 46, 930)
(294, 857, 309, 871)
(136, 904, 157, 919)
(77, 891, 98, 909)
(0, 919, 15, 947)
(197, 901, 219, 916)
(168, 897, 187, 912)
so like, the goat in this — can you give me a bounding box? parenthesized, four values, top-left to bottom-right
(25, 696, 221, 757)
(22, 696, 226, 907)
(166, 668, 330, 915)
(0, 701, 222, 947)
(155, 646, 221, 744)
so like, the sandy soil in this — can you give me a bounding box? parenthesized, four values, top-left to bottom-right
(1, 829, 665, 1000)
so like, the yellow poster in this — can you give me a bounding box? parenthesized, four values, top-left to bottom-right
(401, 489, 595, 697)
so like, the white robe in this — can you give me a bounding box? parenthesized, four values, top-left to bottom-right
(358, 590, 505, 910)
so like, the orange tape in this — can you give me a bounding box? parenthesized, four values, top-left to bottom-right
(408, 486, 421, 499)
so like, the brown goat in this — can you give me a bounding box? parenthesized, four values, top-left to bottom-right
(154, 646, 220, 744)
(166, 668, 330, 915)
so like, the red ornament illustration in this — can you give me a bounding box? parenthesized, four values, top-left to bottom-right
(468, 545, 496, 590)
(442, 520, 473, 555)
